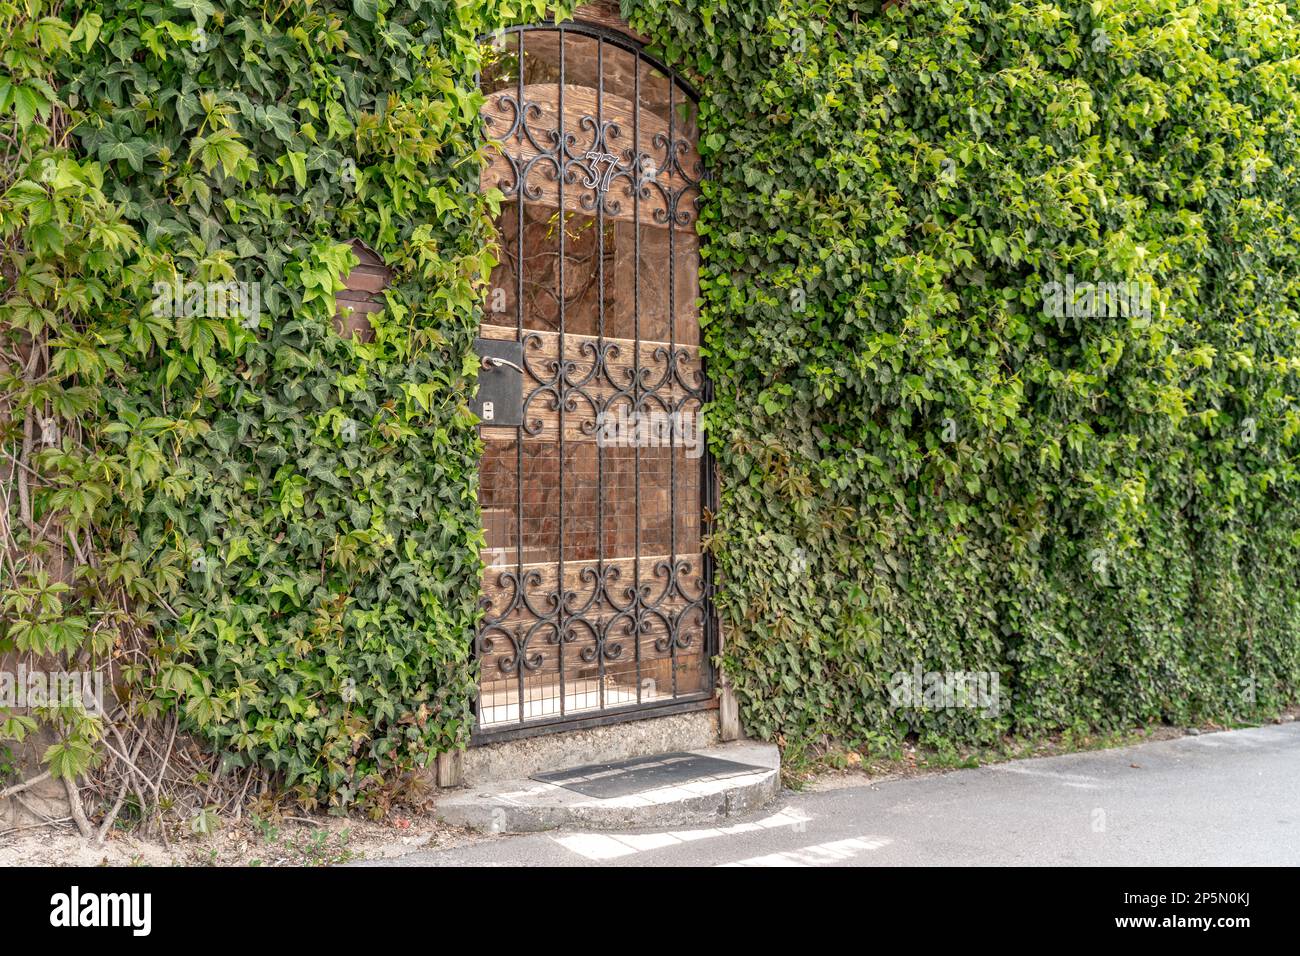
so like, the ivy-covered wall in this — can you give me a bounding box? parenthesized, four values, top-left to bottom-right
(625, 0, 1300, 751)
(5, 0, 1300, 818)
(3, 0, 572, 813)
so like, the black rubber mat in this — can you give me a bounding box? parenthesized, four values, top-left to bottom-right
(532, 751, 770, 799)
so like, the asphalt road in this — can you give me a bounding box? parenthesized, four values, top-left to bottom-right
(361, 722, 1300, 866)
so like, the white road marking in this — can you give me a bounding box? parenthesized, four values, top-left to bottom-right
(550, 807, 813, 861)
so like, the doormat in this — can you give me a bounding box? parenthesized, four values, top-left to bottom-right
(532, 752, 769, 799)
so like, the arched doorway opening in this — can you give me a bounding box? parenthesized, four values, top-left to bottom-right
(473, 14, 714, 739)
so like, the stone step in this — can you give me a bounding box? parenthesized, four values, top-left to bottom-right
(435, 741, 780, 833)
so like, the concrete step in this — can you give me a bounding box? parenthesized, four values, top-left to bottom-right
(435, 741, 781, 833)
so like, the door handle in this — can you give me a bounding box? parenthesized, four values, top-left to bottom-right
(481, 355, 524, 375)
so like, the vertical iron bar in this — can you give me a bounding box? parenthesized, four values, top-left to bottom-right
(514, 27, 526, 724)
(596, 37, 607, 713)
(632, 52, 643, 706)
(667, 78, 678, 701)
(557, 28, 567, 719)
(631, 57, 642, 702)
(594, 36, 606, 712)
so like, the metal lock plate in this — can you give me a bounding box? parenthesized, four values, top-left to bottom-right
(473, 337, 524, 427)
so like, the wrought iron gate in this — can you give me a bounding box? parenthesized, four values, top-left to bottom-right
(473, 21, 715, 739)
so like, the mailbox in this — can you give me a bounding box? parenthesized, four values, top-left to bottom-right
(473, 337, 524, 427)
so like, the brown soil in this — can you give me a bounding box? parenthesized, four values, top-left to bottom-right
(0, 805, 479, 867)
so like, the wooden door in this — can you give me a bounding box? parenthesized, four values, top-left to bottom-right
(474, 22, 713, 736)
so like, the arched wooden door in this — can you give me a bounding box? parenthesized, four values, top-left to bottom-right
(473, 17, 714, 738)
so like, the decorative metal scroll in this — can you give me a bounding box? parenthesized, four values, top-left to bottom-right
(480, 74, 704, 227)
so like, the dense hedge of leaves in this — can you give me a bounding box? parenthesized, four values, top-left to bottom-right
(2, 0, 571, 810)
(624, 0, 1300, 751)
